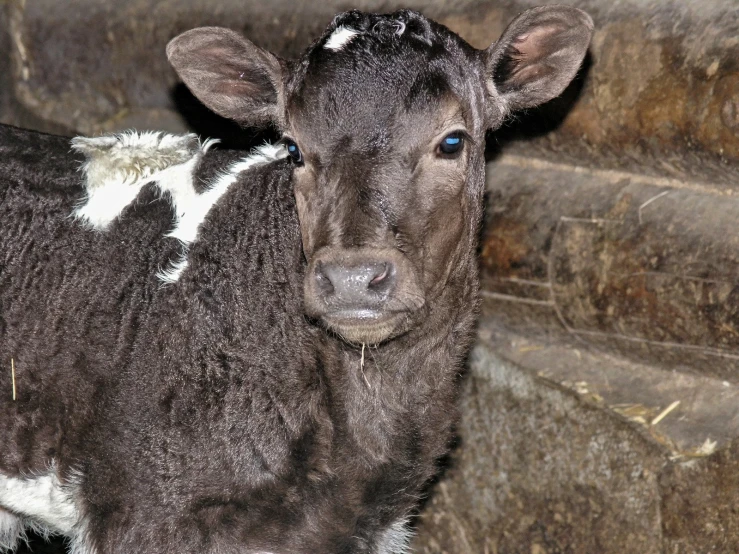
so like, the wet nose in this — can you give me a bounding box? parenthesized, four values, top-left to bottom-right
(314, 260, 396, 308)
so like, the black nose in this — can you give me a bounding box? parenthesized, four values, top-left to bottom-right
(314, 261, 396, 308)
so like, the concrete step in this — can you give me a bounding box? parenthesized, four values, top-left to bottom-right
(413, 321, 739, 553)
(481, 153, 739, 383)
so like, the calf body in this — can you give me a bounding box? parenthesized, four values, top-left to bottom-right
(0, 7, 592, 553)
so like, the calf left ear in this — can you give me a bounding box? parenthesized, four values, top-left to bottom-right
(167, 27, 284, 127)
(485, 5, 594, 122)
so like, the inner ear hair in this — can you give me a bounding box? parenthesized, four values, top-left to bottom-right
(486, 5, 594, 113)
(167, 27, 285, 127)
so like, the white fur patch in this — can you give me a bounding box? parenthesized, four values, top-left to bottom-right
(156, 143, 287, 283)
(71, 131, 286, 284)
(0, 509, 25, 551)
(0, 471, 79, 535)
(71, 131, 217, 229)
(375, 518, 413, 554)
(324, 26, 359, 50)
(156, 255, 190, 285)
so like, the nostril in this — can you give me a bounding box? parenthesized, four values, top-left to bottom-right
(314, 262, 335, 295)
(368, 264, 389, 287)
(367, 263, 395, 293)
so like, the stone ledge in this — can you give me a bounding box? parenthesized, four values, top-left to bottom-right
(413, 325, 739, 553)
(481, 153, 739, 381)
(413, 335, 667, 553)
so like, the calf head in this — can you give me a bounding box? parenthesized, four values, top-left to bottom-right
(167, 6, 593, 344)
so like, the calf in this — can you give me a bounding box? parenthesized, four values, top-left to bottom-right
(0, 6, 592, 553)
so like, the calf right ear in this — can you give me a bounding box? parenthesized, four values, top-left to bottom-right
(167, 27, 284, 127)
(485, 5, 594, 123)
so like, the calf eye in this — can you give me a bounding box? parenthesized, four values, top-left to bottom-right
(438, 133, 464, 156)
(284, 139, 303, 164)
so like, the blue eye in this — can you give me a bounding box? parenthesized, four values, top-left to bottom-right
(285, 140, 303, 164)
(439, 133, 464, 156)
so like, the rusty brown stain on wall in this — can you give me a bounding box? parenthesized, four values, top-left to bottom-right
(480, 217, 530, 277)
(561, 18, 739, 164)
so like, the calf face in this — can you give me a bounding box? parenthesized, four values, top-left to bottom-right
(167, 6, 593, 344)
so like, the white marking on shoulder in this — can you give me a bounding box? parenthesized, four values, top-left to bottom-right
(0, 508, 25, 551)
(156, 142, 287, 283)
(0, 466, 95, 554)
(375, 518, 413, 554)
(325, 26, 359, 50)
(71, 131, 216, 229)
(0, 470, 79, 535)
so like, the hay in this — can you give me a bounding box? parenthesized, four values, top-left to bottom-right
(650, 400, 681, 426)
(11, 357, 16, 401)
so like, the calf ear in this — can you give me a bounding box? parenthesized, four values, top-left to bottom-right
(485, 6, 593, 120)
(167, 27, 284, 127)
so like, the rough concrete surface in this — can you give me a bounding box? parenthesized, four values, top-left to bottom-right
(413, 339, 667, 554)
(478, 322, 738, 458)
(480, 154, 739, 381)
(0, 0, 488, 137)
(413, 329, 739, 554)
(489, 0, 739, 188)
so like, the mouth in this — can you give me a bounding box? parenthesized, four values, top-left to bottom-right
(322, 310, 405, 344)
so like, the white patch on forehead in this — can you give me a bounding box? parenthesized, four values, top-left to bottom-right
(71, 131, 216, 229)
(375, 518, 413, 554)
(324, 26, 359, 51)
(0, 470, 79, 535)
(157, 143, 287, 283)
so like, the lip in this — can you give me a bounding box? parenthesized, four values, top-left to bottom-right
(322, 310, 405, 344)
(327, 309, 386, 321)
